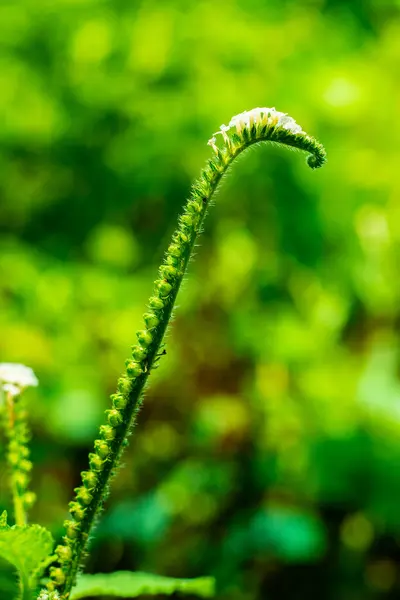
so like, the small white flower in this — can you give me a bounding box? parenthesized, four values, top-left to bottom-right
(228, 110, 251, 133)
(207, 136, 218, 153)
(277, 114, 303, 134)
(38, 591, 60, 600)
(209, 107, 303, 146)
(0, 363, 38, 392)
(2, 383, 21, 398)
(218, 123, 231, 143)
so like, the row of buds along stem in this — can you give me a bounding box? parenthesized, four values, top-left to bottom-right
(7, 405, 36, 513)
(49, 176, 213, 596)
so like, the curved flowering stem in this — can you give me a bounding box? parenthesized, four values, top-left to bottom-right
(0, 364, 38, 526)
(46, 107, 326, 599)
(4, 393, 31, 526)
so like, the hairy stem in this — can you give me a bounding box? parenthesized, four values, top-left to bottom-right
(48, 114, 326, 599)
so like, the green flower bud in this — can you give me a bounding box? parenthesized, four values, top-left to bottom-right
(187, 201, 202, 214)
(137, 329, 153, 346)
(19, 459, 32, 473)
(111, 393, 128, 409)
(56, 544, 72, 563)
(132, 345, 147, 361)
(157, 280, 172, 297)
(50, 567, 66, 585)
(14, 472, 28, 490)
(64, 519, 79, 539)
(7, 441, 15, 453)
(94, 440, 110, 459)
(19, 445, 30, 458)
(159, 265, 178, 280)
(166, 254, 180, 267)
(69, 501, 85, 521)
(148, 296, 164, 310)
(99, 424, 116, 441)
(177, 231, 189, 244)
(143, 312, 159, 328)
(125, 361, 143, 378)
(82, 470, 98, 489)
(117, 377, 132, 394)
(89, 452, 104, 471)
(167, 243, 182, 258)
(8, 452, 19, 466)
(76, 487, 93, 506)
(180, 214, 193, 227)
(106, 409, 123, 427)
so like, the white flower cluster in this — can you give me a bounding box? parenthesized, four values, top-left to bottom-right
(37, 591, 60, 600)
(0, 363, 38, 398)
(208, 107, 303, 151)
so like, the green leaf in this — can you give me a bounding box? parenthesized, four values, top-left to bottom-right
(70, 571, 215, 599)
(0, 515, 54, 596)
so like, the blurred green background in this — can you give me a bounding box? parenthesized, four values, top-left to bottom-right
(1, 0, 400, 598)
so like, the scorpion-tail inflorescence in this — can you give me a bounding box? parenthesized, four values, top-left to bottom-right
(0, 363, 38, 527)
(47, 107, 326, 598)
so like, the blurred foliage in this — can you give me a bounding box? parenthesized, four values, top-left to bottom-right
(1, 0, 400, 599)
(70, 571, 215, 599)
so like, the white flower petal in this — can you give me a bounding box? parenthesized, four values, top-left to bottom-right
(3, 383, 21, 398)
(211, 107, 303, 142)
(37, 591, 60, 600)
(0, 363, 38, 389)
(277, 114, 303, 134)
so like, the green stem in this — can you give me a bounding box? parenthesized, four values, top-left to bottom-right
(20, 572, 33, 600)
(49, 117, 326, 599)
(13, 484, 26, 528)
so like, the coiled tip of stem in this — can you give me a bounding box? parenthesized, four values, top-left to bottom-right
(307, 148, 327, 170)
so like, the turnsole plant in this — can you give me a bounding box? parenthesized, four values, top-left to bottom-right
(0, 107, 326, 600)
(0, 364, 38, 527)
